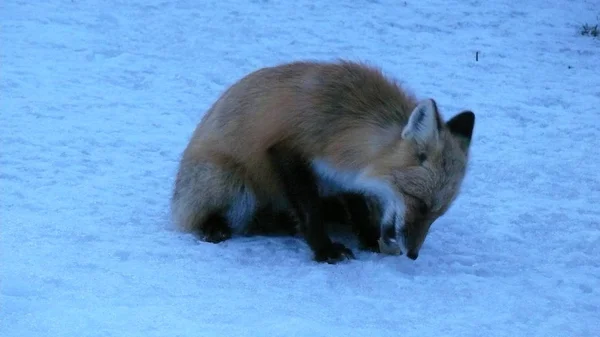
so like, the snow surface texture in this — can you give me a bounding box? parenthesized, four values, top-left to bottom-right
(2, 0, 599, 336)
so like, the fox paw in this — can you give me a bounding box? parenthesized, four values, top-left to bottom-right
(314, 242, 355, 264)
(197, 214, 232, 243)
(377, 237, 402, 256)
(201, 227, 231, 243)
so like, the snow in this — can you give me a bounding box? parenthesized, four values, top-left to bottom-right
(1, 0, 599, 336)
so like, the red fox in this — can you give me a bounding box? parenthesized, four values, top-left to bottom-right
(171, 60, 475, 263)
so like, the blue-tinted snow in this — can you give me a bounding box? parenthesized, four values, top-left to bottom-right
(1, 0, 598, 336)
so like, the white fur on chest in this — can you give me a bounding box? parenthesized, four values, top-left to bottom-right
(312, 159, 403, 218)
(311, 159, 366, 197)
(311, 159, 396, 201)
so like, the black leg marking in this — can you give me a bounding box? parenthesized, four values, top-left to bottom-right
(267, 144, 355, 264)
(343, 193, 381, 253)
(249, 205, 298, 236)
(320, 195, 352, 225)
(197, 212, 232, 243)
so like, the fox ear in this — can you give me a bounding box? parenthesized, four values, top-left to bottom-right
(402, 99, 441, 145)
(446, 110, 475, 151)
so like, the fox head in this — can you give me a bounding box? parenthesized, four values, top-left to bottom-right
(371, 99, 475, 260)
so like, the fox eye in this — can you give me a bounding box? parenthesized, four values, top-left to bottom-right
(417, 152, 427, 164)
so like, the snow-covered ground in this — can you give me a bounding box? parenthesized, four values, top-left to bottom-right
(2, 0, 599, 336)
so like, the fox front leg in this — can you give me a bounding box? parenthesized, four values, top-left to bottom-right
(336, 193, 382, 253)
(266, 144, 355, 264)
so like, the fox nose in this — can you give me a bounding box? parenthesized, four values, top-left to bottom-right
(406, 251, 419, 260)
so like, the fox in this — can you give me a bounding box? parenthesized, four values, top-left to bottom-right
(171, 59, 475, 263)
